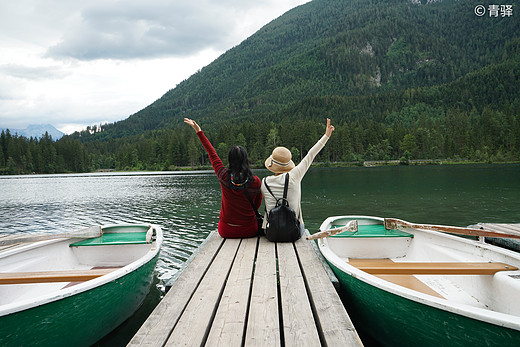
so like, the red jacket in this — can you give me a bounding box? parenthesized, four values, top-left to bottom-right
(197, 131, 262, 237)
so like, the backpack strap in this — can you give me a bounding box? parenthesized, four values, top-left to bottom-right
(263, 177, 276, 199)
(243, 189, 262, 219)
(282, 173, 289, 201)
(263, 174, 290, 207)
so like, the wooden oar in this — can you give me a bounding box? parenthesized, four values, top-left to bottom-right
(0, 226, 102, 246)
(384, 218, 520, 239)
(306, 220, 358, 240)
(0, 268, 115, 285)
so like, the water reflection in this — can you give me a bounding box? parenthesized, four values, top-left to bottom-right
(300, 164, 520, 232)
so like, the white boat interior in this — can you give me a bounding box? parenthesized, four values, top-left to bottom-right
(321, 216, 520, 318)
(0, 225, 157, 308)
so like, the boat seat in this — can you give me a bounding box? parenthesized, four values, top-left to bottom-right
(0, 268, 117, 285)
(348, 259, 518, 275)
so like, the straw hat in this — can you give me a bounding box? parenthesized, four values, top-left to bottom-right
(265, 147, 295, 173)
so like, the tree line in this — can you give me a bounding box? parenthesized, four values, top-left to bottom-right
(2, 102, 518, 175)
(0, 131, 89, 174)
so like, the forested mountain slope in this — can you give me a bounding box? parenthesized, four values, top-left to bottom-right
(76, 0, 519, 140)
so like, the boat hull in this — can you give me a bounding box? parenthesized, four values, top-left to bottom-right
(0, 251, 158, 347)
(329, 261, 520, 347)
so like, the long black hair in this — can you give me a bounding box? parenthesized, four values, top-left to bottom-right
(227, 145, 254, 189)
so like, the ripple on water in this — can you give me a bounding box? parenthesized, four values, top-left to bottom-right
(0, 172, 220, 285)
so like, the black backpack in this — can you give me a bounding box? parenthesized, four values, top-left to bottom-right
(263, 173, 301, 242)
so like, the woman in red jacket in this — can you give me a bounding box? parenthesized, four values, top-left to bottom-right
(184, 118, 262, 238)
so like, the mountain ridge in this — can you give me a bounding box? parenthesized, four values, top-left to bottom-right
(73, 0, 519, 143)
(1, 124, 64, 140)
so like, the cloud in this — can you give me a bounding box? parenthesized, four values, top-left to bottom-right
(46, 0, 243, 60)
(0, 53, 221, 133)
(0, 0, 311, 134)
(0, 64, 69, 80)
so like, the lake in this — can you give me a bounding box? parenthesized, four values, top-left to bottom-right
(1, 164, 519, 345)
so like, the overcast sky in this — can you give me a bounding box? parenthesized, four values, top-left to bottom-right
(0, 0, 310, 135)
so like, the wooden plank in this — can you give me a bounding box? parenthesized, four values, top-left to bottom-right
(0, 226, 102, 246)
(348, 259, 518, 275)
(165, 238, 241, 346)
(0, 268, 115, 284)
(294, 238, 363, 346)
(505, 224, 520, 232)
(205, 237, 258, 346)
(277, 242, 321, 346)
(304, 232, 339, 289)
(0, 235, 25, 251)
(482, 223, 520, 236)
(245, 237, 280, 346)
(386, 218, 520, 239)
(128, 231, 224, 346)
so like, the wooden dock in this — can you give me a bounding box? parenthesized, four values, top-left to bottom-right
(129, 232, 362, 346)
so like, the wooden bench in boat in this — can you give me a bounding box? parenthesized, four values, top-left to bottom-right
(348, 259, 518, 275)
(0, 268, 116, 285)
(349, 259, 519, 299)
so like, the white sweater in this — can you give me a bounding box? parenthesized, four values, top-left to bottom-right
(261, 134, 329, 227)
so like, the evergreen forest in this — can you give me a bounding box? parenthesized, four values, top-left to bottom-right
(1, 0, 520, 174)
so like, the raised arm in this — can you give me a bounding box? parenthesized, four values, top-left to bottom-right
(184, 118, 224, 175)
(291, 118, 334, 180)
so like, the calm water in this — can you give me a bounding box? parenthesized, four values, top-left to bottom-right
(1, 164, 519, 345)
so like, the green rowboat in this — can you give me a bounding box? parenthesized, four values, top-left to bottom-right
(0, 224, 163, 346)
(317, 216, 520, 346)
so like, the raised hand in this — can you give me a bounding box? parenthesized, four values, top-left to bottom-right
(184, 118, 201, 132)
(325, 118, 335, 137)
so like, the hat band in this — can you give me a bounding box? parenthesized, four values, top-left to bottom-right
(269, 157, 290, 167)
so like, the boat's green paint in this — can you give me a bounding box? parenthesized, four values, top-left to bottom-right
(70, 232, 148, 246)
(328, 261, 520, 347)
(0, 252, 159, 347)
(331, 224, 413, 238)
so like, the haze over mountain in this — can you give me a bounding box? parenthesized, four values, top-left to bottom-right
(2, 124, 64, 140)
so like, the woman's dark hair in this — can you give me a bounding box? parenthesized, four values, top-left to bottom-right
(228, 145, 254, 188)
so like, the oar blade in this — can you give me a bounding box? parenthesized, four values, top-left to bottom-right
(0, 226, 102, 246)
(307, 220, 358, 240)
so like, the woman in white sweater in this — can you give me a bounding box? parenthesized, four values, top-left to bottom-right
(261, 118, 335, 234)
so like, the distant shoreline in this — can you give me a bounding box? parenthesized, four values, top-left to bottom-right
(2, 160, 519, 176)
(122, 159, 520, 172)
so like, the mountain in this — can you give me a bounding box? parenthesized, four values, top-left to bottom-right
(74, 0, 520, 143)
(1, 0, 511, 175)
(3, 124, 64, 140)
